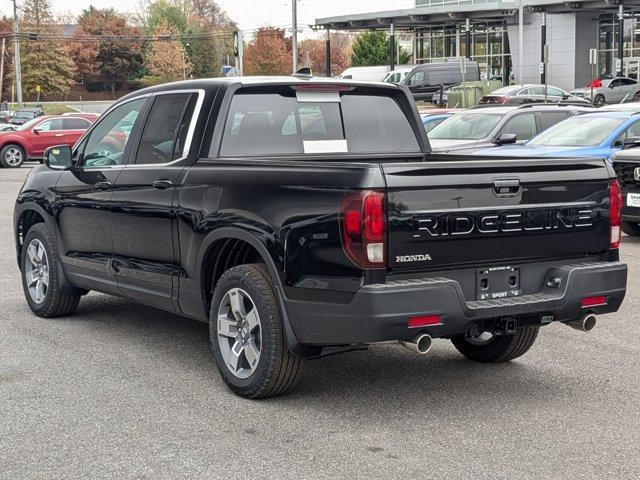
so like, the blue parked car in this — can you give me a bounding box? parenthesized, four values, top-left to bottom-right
(421, 112, 454, 134)
(462, 110, 640, 160)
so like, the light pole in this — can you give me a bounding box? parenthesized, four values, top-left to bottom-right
(292, 0, 298, 72)
(12, 0, 22, 106)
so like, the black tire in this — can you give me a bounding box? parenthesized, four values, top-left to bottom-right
(451, 326, 539, 363)
(21, 223, 81, 317)
(209, 263, 304, 398)
(0, 143, 25, 168)
(622, 221, 640, 236)
(593, 94, 606, 108)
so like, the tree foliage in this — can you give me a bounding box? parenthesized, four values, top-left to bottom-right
(244, 27, 291, 76)
(350, 31, 412, 67)
(70, 7, 143, 96)
(298, 33, 352, 77)
(15, 0, 75, 98)
(138, 20, 191, 86)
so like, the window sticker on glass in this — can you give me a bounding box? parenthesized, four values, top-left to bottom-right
(303, 139, 348, 154)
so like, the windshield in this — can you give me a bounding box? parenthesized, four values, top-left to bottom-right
(17, 118, 44, 131)
(428, 112, 503, 140)
(14, 110, 35, 119)
(528, 115, 626, 147)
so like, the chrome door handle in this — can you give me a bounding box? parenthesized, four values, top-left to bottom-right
(95, 181, 112, 190)
(152, 179, 173, 190)
(54, 133, 64, 137)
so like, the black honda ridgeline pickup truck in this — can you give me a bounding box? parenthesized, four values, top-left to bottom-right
(14, 77, 628, 398)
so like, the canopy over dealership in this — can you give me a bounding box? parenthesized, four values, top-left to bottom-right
(316, 0, 640, 91)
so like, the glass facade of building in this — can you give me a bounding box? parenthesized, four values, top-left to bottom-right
(415, 21, 511, 82)
(598, 14, 640, 81)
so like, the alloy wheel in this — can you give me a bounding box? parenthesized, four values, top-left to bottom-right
(217, 288, 262, 379)
(24, 239, 49, 304)
(5, 147, 23, 167)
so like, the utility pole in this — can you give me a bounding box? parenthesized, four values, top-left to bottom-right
(617, 4, 625, 77)
(292, 0, 298, 72)
(12, 0, 22, 107)
(0, 38, 6, 102)
(518, 0, 524, 86)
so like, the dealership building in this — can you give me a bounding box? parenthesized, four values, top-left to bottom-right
(316, 0, 640, 91)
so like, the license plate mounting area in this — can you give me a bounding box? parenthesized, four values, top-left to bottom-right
(476, 266, 521, 301)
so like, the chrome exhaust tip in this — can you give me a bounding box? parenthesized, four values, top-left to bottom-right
(401, 334, 433, 355)
(563, 314, 597, 332)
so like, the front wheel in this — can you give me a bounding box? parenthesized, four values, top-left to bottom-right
(21, 223, 81, 317)
(593, 94, 606, 107)
(209, 263, 304, 398)
(622, 221, 640, 236)
(0, 144, 25, 168)
(451, 326, 539, 363)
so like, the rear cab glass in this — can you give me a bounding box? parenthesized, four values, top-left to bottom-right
(216, 85, 421, 157)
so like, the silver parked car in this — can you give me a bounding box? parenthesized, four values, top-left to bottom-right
(571, 77, 639, 107)
(427, 104, 591, 153)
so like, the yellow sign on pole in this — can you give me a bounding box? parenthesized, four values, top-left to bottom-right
(35, 85, 41, 93)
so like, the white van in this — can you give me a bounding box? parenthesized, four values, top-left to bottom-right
(339, 66, 391, 82)
(383, 66, 416, 84)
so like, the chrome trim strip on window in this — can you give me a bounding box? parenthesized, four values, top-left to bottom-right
(123, 88, 205, 169)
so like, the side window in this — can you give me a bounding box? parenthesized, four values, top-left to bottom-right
(135, 93, 196, 165)
(82, 98, 145, 167)
(610, 79, 621, 88)
(64, 118, 90, 130)
(500, 113, 537, 141)
(528, 86, 544, 95)
(408, 71, 425, 86)
(36, 118, 64, 131)
(617, 120, 640, 143)
(517, 88, 530, 96)
(538, 112, 570, 132)
(546, 87, 564, 97)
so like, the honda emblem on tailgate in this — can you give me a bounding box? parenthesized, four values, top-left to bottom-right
(635, 167, 640, 181)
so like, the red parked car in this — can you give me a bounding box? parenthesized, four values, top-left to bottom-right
(0, 113, 97, 168)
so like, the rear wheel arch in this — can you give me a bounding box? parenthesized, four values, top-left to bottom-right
(196, 228, 306, 353)
(197, 227, 285, 314)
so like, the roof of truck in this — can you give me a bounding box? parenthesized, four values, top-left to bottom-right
(120, 76, 400, 102)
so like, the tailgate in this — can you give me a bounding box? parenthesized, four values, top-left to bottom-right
(383, 157, 612, 271)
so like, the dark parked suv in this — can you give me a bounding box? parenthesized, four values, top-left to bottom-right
(14, 77, 627, 398)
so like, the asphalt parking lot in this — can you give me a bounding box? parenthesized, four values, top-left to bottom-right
(1, 164, 639, 480)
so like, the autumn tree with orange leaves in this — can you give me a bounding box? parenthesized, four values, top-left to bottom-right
(244, 28, 291, 76)
(298, 33, 352, 77)
(69, 7, 143, 96)
(139, 20, 192, 87)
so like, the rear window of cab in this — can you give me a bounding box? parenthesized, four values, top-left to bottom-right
(216, 88, 421, 157)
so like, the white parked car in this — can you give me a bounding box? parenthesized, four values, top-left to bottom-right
(571, 77, 640, 107)
(340, 66, 391, 82)
(382, 66, 415, 84)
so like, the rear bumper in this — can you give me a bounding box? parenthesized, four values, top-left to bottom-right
(283, 261, 627, 346)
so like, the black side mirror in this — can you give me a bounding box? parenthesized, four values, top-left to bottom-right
(494, 133, 518, 145)
(562, 93, 570, 100)
(44, 145, 74, 170)
(622, 136, 640, 150)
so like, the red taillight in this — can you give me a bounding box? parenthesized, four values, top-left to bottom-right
(408, 315, 441, 329)
(609, 180, 622, 249)
(340, 190, 386, 268)
(581, 296, 608, 307)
